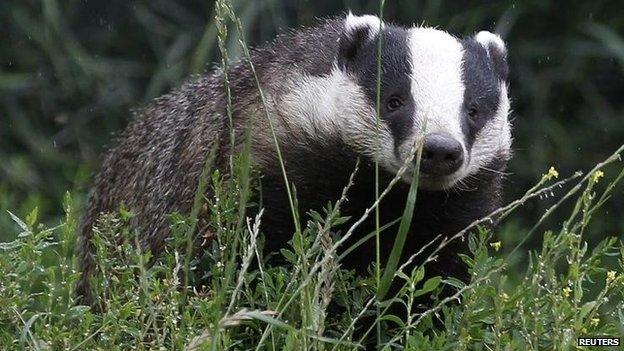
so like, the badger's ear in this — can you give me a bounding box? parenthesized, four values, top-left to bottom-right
(337, 12, 383, 69)
(475, 31, 508, 80)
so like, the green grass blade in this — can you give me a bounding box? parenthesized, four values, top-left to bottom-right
(377, 137, 424, 300)
(338, 217, 401, 262)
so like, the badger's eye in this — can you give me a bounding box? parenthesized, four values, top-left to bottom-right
(386, 97, 403, 111)
(467, 106, 479, 120)
(386, 97, 403, 112)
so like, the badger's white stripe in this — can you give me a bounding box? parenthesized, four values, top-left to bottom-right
(403, 27, 511, 189)
(404, 27, 466, 153)
(279, 68, 394, 160)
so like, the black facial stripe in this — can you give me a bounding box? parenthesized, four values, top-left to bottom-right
(461, 39, 502, 149)
(341, 25, 414, 146)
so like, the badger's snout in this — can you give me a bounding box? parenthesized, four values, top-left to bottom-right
(420, 133, 464, 176)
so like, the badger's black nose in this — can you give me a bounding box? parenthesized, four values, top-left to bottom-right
(420, 133, 464, 176)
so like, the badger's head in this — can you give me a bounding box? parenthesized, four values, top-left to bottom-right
(285, 13, 511, 190)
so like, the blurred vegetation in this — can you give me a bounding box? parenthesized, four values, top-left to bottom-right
(1, 1, 623, 246)
(1, 1, 624, 349)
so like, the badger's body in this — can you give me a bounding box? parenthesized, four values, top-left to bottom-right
(77, 14, 512, 301)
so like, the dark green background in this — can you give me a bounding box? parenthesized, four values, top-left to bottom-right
(2, 1, 623, 252)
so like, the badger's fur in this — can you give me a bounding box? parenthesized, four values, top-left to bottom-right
(77, 14, 512, 302)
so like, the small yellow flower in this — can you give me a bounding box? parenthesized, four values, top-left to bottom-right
(606, 270, 617, 283)
(500, 292, 509, 302)
(562, 286, 572, 298)
(590, 317, 600, 327)
(591, 170, 604, 183)
(490, 241, 502, 252)
(544, 166, 559, 181)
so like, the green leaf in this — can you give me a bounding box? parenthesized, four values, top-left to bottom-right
(25, 207, 39, 228)
(20, 313, 43, 348)
(0, 239, 22, 251)
(8, 210, 29, 233)
(411, 266, 425, 285)
(443, 277, 466, 290)
(580, 301, 596, 319)
(413, 276, 442, 298)
(244, 310, 359, 347)
(280, 248, 296, 264)
(458, 253, 475, 267)
(379, 314, 405, 328)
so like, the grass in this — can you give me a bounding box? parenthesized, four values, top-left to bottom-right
(2, 1, 624, 350)
(3, 0, 624, 241)
(0, 145, 623, 350)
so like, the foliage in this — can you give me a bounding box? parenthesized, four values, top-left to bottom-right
(1, 146, 623, 350)
(2, 0, 624, 241)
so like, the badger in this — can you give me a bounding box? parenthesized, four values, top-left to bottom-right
(76, 13, 512, 302)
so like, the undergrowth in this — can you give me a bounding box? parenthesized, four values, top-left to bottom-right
(1, 145, 623, 350)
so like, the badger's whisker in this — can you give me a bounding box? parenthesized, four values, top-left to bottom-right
(455, 178, 478, 192)
(478, 166, 512, 176)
